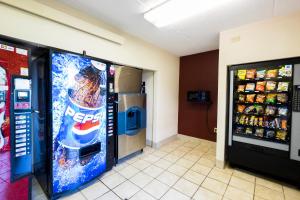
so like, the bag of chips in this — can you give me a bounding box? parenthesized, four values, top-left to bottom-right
(237, 70, 247, 80)
(277, 93, 288, 103)
(246, 94, 256, 103)
(245, 128, 253, 134)
(246, 69, 256, 79)
(256, 70, 266, 79)
(281, 119, 287, 130)
(235, 127, 244, 134)
(276, 131, 287, 141)
(278, 107, 288, 116)
(266, 69, 278, 78)
(266, 81, 277, 91)
(265, 106, 277, 116)
(249, 116, 256, 126)
(255, 128, 264, 137)
(245, 83, 255, 91)
(256, 94, 266, 103)
(258, 117, 264, 127)
(266, 130, 275, 138)
(238, 94, 246, 102)
(275, 118, 281, 129)
(279, 65, 292, 77)
(277, 82, 289, 92)
(266, 94, 277, 104)
(244, 105, 255, 114)
(237, 105, 246, 113)
(256, 81, 266, 92)
(254, 117, 258, 126)
(255, 105, 264, 114)
(237, 85, 245, 92)
(239, 115, 246, 124)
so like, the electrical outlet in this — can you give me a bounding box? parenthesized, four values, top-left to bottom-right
(214, 128, 217, 134)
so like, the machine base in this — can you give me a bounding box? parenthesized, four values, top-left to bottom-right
(228, 141, 300, 186)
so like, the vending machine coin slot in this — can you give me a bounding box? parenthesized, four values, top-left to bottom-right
(292, 85, 300, 112)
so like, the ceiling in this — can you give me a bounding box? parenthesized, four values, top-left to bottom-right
(54, 0, 300, 56)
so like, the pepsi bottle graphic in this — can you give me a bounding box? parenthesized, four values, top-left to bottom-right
(55, 60, 106, 165)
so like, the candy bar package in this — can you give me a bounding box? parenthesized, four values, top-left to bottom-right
(256, 81, 266, 92)
(246, 69, 256, 79)
(238, 85, 245, 92)
(237, 70, 247, 80)
(256, 94, 266, 103)
(278, 107, 288, 116)
(238, 94, 246, 102)
(245, 127, 253, 134)
(266, 69, 278, 78)
(276, 130, 287, 141)
(265, 106, 277, 116)
(266, 130, 275, 138)
(278, 65, 292, 77)
(246, 94, 256, 103)
(266, 81, 277, 91)
(237, 104, 246, 113)
(277, 82, 289, 92)
(255, 128, 264, 137)
(277, 93, 288, 103)
(245, 83, 255, 91)
(266, 94, 277, 104)
(256, 70, 266, 78)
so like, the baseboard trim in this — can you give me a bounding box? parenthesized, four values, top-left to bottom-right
(216, 159, 225, 169)
(152, 134, 178, 149)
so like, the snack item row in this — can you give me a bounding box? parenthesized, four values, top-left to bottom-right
(235, 127, 288, 141)
(237, 104, 288, 116)
(238, 93, 288, 104)
(237, 65, 292, 80)
(237, 82, 289, 92)
(236, 115, 288, 129)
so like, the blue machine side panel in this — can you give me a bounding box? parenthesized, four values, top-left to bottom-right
(118, 107, 146, 136)
(51, 52, 107, 195)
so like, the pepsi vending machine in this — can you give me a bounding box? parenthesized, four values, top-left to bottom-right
(0, 42, 32, 200)
(36, 50, 116, 198)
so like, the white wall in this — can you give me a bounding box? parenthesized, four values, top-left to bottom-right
(142, 70, 154, 145)
(217, 11, 300, 166)
(0, 1, 179, 145)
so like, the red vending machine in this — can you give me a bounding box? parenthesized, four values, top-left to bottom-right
(0, 42, 32, 200)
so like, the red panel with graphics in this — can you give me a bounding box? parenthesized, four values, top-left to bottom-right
(0, 43, 30, 200)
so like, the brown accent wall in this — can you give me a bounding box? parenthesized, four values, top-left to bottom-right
(178, 50, 219, 141)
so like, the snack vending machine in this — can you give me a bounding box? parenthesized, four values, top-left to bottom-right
(227, 58, 300, 184)
(34, 50, 116, 198)
(0, 42, 32, 200)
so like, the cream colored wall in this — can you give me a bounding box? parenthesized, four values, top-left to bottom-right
(0, 1, 179, 144)
(217, 11, 300, 166)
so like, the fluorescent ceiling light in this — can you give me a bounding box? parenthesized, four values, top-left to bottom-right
(144, 0, 234, 27)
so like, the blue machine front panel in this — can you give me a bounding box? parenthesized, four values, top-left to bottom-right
(51, 52, 107, 194)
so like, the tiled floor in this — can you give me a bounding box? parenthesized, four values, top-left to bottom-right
(32, 135, 300, 200)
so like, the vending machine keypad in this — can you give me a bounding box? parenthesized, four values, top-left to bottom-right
(292, 85, 300, 112)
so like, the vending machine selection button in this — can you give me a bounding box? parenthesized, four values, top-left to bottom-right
(16, 143, 27, 148)
(16, 129, 26, 133)
(15, 147, 26, 152)
(15, 152, 27, 157)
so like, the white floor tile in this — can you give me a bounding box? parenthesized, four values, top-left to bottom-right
(101, 172, 126, 189)
(80, 181, 110, 200)
(113, 180, 140, 199)
(167, 164, 188, 176)
(143, 165, 164, 178)
(161, 188, 190, 200)
(130, 172, 154, 188)
(130, 190, 156, 200)
(143, 179, 170, 199)
(156, 171, 180, 186)
(96, 191, 121, 200)
(119, 165, 140, 179)
(173, 178, 198, 197)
